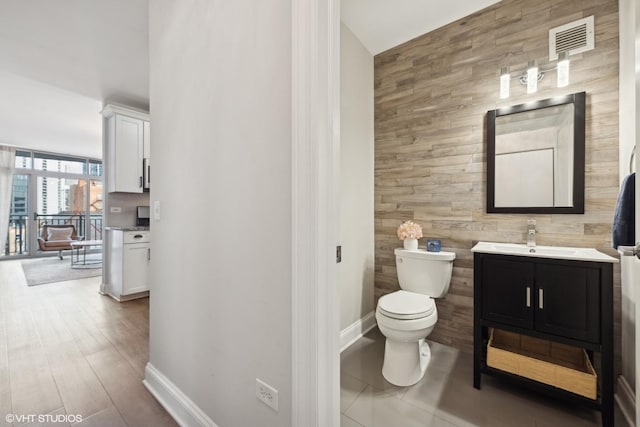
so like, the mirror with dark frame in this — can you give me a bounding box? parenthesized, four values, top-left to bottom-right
(486, 92, 586, 214)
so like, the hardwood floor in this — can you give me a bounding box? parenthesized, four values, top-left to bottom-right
(0, 259, 177, 427)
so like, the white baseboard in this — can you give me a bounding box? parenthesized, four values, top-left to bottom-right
(143, 363, 219, 427)
(616, 375, 636, 427)
(340, 311, 377, 353)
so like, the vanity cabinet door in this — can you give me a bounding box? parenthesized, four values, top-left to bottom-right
(481, 257, 534, 329)
(535, 263, 600, 343)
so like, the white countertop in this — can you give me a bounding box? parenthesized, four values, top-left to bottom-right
(105, 226, 150, 231)
(471, 241, 618, 263)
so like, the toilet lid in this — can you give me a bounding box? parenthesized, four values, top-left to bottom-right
(378, 290, 435, 320)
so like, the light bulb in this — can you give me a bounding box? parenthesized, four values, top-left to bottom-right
(500, 66, 510, 99)
(557, 52, 570, 88)
(526, 60, 538, 94)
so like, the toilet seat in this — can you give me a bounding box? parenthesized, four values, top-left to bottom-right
(378, 290, 435, 320)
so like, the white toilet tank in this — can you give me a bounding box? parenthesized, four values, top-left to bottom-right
(394, 248, 455, 298)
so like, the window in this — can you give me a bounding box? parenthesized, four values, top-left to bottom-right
(14, 151, 102, 175)
(34, 152, 86, 174)
(14, 150, 32, 169)
(88, 159, 103, 176)
(4, 150, 104, 257)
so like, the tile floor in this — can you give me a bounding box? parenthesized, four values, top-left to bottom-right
(1, 257, 630, 427)
(341, 328, 628, 427)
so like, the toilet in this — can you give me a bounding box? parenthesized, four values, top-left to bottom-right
(375, 248, 456, 386)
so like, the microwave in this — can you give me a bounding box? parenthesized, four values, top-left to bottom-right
(137, 206, 150, 226)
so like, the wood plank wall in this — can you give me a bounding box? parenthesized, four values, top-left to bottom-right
(374, 0, 620, 356)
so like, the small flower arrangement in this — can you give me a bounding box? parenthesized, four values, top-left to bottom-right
(396, 220, 423, 240)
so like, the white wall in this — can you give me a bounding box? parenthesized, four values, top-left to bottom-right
(339, 24, 375, 331)
(634, 0, 640, 424)
(148, 1, 292, 426)
(617, 0, 639, 424)
(620, 0, 636, 182)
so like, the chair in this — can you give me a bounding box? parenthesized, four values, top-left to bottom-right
(37, 224, 84, 260)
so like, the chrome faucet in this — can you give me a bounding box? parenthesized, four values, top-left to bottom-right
(526, 219, 536, 247)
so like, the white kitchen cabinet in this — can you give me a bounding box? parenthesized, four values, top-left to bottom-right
(123, 242, 149, 294)
(143, 120, 151, 158)
(102, 104, 150, 193)
(103, 228, 150, 301)
(143, 120, 151, 190)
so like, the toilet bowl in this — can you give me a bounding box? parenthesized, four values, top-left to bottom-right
(376, 248, 455, 386)
(376, 290, 438, 386)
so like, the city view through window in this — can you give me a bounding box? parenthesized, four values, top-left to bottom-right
(5, 151, 103, 257)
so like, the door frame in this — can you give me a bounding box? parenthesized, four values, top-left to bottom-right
(291, 0, 341, 425)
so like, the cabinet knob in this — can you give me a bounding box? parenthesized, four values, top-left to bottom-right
(538, 288, 544, 309)
(526, 286, 531, 307)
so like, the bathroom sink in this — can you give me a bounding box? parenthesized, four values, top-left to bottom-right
(492, 244, 576, 257)
(471, 242, 618, 263)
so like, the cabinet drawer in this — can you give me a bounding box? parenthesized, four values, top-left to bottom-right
(124, 231, 150, 244)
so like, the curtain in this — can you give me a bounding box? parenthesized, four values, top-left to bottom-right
(0, 146, 16, 256)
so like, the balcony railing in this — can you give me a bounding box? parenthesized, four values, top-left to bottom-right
(4, 213, 103, 257)
(36, 213, 103, 242)
(4, 215, 28, 256)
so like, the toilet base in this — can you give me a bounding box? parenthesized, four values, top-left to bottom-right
(382, 338, 431, 387)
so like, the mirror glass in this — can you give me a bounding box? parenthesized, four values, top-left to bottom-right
(486, 92, 585, 214)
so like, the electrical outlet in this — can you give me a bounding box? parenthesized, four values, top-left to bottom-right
(110, 206, 122, 213)
(256, 378, 278, 411)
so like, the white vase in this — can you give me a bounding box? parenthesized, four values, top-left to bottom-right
(403, 238, 418, 250)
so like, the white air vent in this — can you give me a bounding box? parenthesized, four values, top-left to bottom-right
(549, 16, 594, 60)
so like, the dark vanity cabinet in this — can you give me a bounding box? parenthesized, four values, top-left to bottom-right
(534, 263, 600, 342)
(474, 253, 614, 426)
(481, 257, 601, 342)
(481, 257, 534, 329)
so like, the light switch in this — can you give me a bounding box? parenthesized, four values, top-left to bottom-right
(153, 200, 161, 221)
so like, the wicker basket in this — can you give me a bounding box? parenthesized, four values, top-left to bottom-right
(487, 329, 597, 399)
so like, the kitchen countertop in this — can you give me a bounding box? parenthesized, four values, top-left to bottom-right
(105, 226, 150, 231)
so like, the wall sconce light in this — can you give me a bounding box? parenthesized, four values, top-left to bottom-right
(499, 52, 571, 98)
